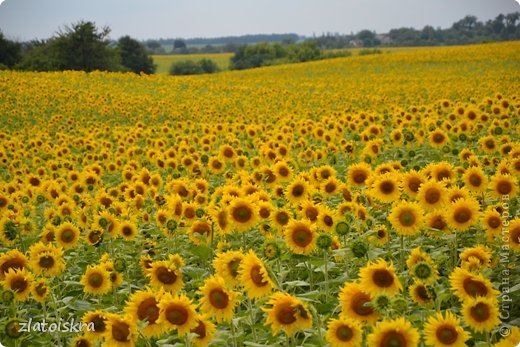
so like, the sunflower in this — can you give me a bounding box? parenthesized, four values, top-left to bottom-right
(71, 336, 93, 347)
(2, 268, 34, 302)
(157, 292, 198, 336)
(388, 201, 424, 236)
(125, 288, 163, 337)
(0, 216, 18, 245)
(410, 261, 438, 284)
(103, 314, 138, 347)
(0, 249, 28, 280)
(198, 275, 240, 323)
(368, 173, 401, 203)
(86, 228, 104, 246)
(191, 315, 216, 347)
(347, 162, 372, 187)
(446, 187, 470, 203)
(417, 180, 448, 210)
(409, 282, 433, 305)
(359, 259, 402, 297)
(424, 311, 469, 347)
(429, 129, 449, 148)
(238, 250, 275, 299)
(321, 177, 342, 195)
(445, 198, 480, 232)
(81, 265, 112, 295)
(462, 297, 500, 333)
(146, 259, 183, 292)
(82, 310, 108, 340)
(208, 156, 225, 174)
(213, 250, 244, 287)
(368, 224, 389, 246)
(338, 282, 379, 324)
(285, 177, 311, 205)
(262, 292, 312, 336)
(406, 247, 433, 269)
(273, 161, 293, 182)
(55, 221, 81, 249)
(227, 197, 259, 232)
(188, 220, 211, 245)
(490, 174, 518, 198)
(28, 242, 65, 277)
(284, 219, 317, 255)
(428, 161, 456, 182)
(425, 211, 449, 238)
(449, 267, 499, 301)
(459, 245, 492, 270)
(299, 200, 320, 223)
(401, 170, 426, 198)
(31, 278, 49, 303)
(367, 317, 420, 347)
(326, 316, 363, 347)
(508, 219, 520, 251)
(272, 208, 291, 231)
(118, 220, 138, 241)
(462, 166, 488, 193)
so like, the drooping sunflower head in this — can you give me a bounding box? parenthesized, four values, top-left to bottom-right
(359, 259, 403, 297)
(238, 250, 274, 299)
(262, 292, 312, 336)
(338, 282, 379, 324)
(213, 250, 244, 287)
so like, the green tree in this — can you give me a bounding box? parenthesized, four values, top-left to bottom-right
(0, 31, 22, 68)
(53, 21, 120, 71)
(117, 36, 156, 74)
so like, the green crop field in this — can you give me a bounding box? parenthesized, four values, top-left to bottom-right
(152, 53, 233, 75)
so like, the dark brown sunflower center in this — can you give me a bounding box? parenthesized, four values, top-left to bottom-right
(470, 302, 490, 322)
(353, 171, 367, 184)
(91, 316, 106, 333)
(305, 207, 319, 221)
(292, 226, 313, 247)
(137, 297, 159, 324)
(496, 181, 512, 195)
(408, 178, 422, 193)
(436, 324, 458, 344)
(336, 325, 354, 341)
(191, 320, 206, 338)
(377, 229, 386, 238)
(111, 321, 130, 342)
(276, 303, 297, 325)
(436, 170, 451, 181)
(325, 182, 336, 193)
(398, 210, 416, 226)
(381, 331, 407, 347)
(209, 289, 229, 309)
(166, 305, 189, 325)
(454, 207, 471, 224)
(469, 174, 482, 187)
(39, 256, 55, 269)
(88, 273, 104, 288)
(35, 283, 47, 296)
(233, 205, 252, 223)
(11, 277, 28, 292)
(487, 216, 501, 229)
(430, 216, 447, 230)
(122, 226, 133, 236)
(433, 133, 445, 143)
(352, 292, 374, 316)
(415, 285, 431, 301)
(156, 266, 177, 285)
(250, 265, 268, 287)
(425, 188, 441, 204)
(292, 185, 305, 197)
(463, 278, 488, 297)
(276, 212, 289, 225)
(61, 229, 75, 242)
(373, 269, 395, 288)
(227, 259, 241, 278)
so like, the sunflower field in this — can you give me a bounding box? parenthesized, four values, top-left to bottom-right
(0, 41, 519, 347)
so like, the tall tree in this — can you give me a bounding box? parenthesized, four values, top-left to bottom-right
(117, 36, 156, 74)
(0, 31, 22, 68)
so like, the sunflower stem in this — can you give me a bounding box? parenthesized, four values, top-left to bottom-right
(399, 235, 405, 273)
(246, 297, 257, 341)
(452, 232, 458, 269)
(323, 250, 329, 302)
(230, 320, 238, 347)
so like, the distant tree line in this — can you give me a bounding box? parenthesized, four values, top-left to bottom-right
(310, 13, 520, 49)
(0, 21, 155, 73)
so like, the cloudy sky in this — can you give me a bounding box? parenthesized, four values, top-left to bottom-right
(0, 0, 518, 40)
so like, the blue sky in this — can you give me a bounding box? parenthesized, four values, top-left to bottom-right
(0, 0, 518, 40)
